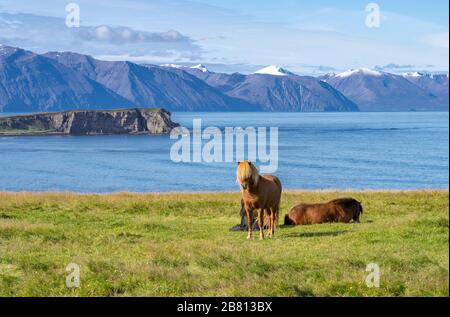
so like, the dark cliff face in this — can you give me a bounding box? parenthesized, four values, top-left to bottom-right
(0, 108, 179, 135)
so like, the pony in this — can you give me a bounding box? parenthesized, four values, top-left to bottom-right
(236, 161, 282, 240)
(284, 198, 363, 225)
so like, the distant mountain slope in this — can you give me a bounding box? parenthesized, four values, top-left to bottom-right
(225, 74, 359, 112)
(0, 46, 132, 112)
(164, 65, 247, 93)
(402, 72, 449, 108)
(44, 52, 255, 111)
(2, 45, 446, 113)
(167, 65, 359, 111)
(323, 68, 447, 111)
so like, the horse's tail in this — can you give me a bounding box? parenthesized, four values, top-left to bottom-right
(274, 176, 282, 227)
(274, 207, 280, 227)
(358, 201, 364, 214)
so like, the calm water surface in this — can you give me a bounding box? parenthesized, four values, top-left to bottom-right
(0, 112, 448, 192)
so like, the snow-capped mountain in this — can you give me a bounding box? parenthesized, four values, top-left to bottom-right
(0, 47, 256, 112)
(224, 74, 359, 111)
(403, 72, 449, 79)
(322, 68, 447, 111)
(46, 52, 258, 112)
(185, 67, 359, 112)
(1, 45, 446, 112)
(0, 46, 355, 112)
(254, 65, 295, 76)
(402, 72, 449, 108)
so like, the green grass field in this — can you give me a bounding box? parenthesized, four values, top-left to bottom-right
(0, 125, 57, 136)
(0, 191, 448, 297)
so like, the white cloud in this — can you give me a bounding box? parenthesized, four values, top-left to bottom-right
(0, 12, 203, 63)
(423, 32, 449, 49)
(94, 51, 201, 64)
(0, 2, 448, 73)
(75, 25, 190, 44)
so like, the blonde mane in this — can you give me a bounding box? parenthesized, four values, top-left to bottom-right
(236, 161, 260, 187)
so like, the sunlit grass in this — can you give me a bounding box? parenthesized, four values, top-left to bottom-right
(0, 190, 448, 296)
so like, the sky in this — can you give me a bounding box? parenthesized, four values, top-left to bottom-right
(0, 0, 448, 74)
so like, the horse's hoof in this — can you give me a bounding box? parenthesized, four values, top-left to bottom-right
(259, 236, 264, 240)
(247, 235, 252, 240)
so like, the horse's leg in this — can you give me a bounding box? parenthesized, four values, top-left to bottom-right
(271, 205, 279, 238)
(268, 208, 275, 238)
(245, 206, 253, 240)
(258, 209, 265, 240)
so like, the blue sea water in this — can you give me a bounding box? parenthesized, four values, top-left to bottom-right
(0, 112, 448, 192)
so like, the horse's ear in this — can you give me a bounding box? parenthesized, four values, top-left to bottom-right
(248, 161, 252, 166)
(237, 161, 241, 165)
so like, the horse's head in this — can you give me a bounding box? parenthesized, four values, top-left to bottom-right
(236, 161, 260, 190)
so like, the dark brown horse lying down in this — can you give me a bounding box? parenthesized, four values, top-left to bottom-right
(284, 198, 363, 225)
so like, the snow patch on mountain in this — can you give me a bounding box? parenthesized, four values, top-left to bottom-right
(403, 72, 423, 78)
(254, 65, 294, 76)
(190, 64, 209, 72)
(335, 68, 382, 78)
(161, 63, 209, 73)
(160, 63, 183, 68)
(0, 44, 19, 56)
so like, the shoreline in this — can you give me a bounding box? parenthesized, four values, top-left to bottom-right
(0, 189, 448, 196)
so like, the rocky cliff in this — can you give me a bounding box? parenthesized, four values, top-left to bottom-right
(0, 108, 179, 135)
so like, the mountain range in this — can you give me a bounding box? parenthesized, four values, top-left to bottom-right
(174, 64, 358, 111)
(0, 45, 448, 112)
(320, 68, 448, 111)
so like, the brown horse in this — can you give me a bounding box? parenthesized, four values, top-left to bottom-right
(236, 161, 282, 240)
(284, 198, 363, 225)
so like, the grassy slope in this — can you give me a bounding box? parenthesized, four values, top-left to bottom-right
(0, 126, 57, 135)
(0, 191, 448, 297)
